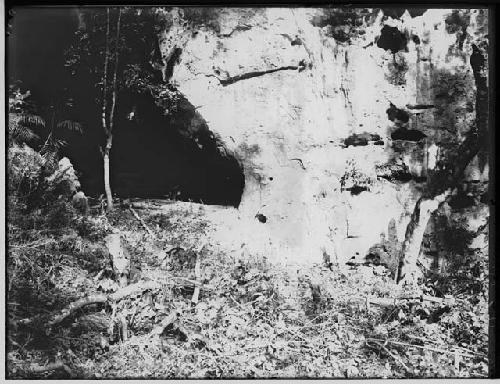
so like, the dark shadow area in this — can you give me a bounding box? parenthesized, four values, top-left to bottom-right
(386, 103, 410, 124)
(7, 7, 245, 208)
(391, 127, 427, 142)
(343, 132, 382, 147)
(108, 93, 245, 207)
(377, 25, 408, 54)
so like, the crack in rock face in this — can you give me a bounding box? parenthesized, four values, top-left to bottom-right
(217, 62, 307, 86)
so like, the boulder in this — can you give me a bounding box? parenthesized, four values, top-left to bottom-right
(72, 191, 89, 215)
(46, 157, 81, 197)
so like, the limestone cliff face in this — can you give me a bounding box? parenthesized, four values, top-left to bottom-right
(157, 8, 488, 265)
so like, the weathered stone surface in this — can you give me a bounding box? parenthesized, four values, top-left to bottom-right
(72, 191, 89, 215)
(46, 157, 81, 197)
(156, 8, 488, 265)
(105, 233, 131, 287)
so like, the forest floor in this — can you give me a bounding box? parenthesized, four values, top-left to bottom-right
(6, 199, 489, 379)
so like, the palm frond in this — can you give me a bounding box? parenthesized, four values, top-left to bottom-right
(18, 114, 46, 128)
(57, 120, 83, 133)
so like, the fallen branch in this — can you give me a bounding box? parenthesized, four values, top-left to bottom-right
(150, 311, 179, 336)
(47, 294, 108, 328)
(366, 338, 484, 359)
(129, 207, 156, 238)
(27, 361, 73, 377)
(366, 340, 412, 374)
(191, 252, 201, 305)
(362, 294, 455, 308)
(18, 276, 214, 333)
(19, 280, 162, 329)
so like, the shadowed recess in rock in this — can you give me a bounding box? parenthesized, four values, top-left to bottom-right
(377, 25, 408, 54)
(110, 92, 245, 207)
(391, 127, 427, 142)
(343, 132, 382, 147)
(386, 103, 410, 123)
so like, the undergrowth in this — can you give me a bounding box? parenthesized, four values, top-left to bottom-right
(7, 199, 489, 379)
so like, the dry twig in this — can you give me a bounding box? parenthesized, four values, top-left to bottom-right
(129, 207, 156, 238)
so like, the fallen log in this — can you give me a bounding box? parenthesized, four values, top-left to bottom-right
(18, 280, 162, 329)
(191, 254, 202, 305)
(26, 361, 73, 377)
(18, 276, 214, 333)
(361, 294, 455, 309)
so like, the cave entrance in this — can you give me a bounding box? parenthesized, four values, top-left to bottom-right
(108, 92, 245, 207)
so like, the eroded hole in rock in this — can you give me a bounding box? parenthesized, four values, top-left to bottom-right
(391, 127, 427, 142)
(349, 186, 368, 195)
(343, 132, 382, 147)
(376, 163, 412, 182)
(377, 25, 408, 54)
(386, 103, 410, 124)
(255, 213, 267, 223)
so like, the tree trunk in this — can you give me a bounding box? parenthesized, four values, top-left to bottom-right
(396, 44, 488, 284)
(101, 8, 110, 136)
(102, 8, 121, 212)
(396, 192, 449, 284)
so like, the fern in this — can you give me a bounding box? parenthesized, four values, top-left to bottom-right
(10, 124, 40, 144)
(18, 114, 46, 127)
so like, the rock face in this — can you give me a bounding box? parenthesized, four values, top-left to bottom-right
(157, 8, 488, 265)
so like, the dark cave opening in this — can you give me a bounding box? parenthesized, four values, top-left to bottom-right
(63, 91, 246, 208)
(108, 93, 245, 207)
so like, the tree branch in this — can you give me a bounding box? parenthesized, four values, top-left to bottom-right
(108, 7, 122, 135)
(101, 8, 110, 135)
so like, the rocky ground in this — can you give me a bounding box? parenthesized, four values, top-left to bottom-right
(7, 199, 489, 379)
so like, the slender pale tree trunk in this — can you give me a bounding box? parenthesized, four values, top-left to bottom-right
(103, 8, 121, 211)
(103, 135, 113, 210)
(102, 8, 112, 210)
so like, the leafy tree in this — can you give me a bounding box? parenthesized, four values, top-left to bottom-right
(397, 42, 488, 285)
